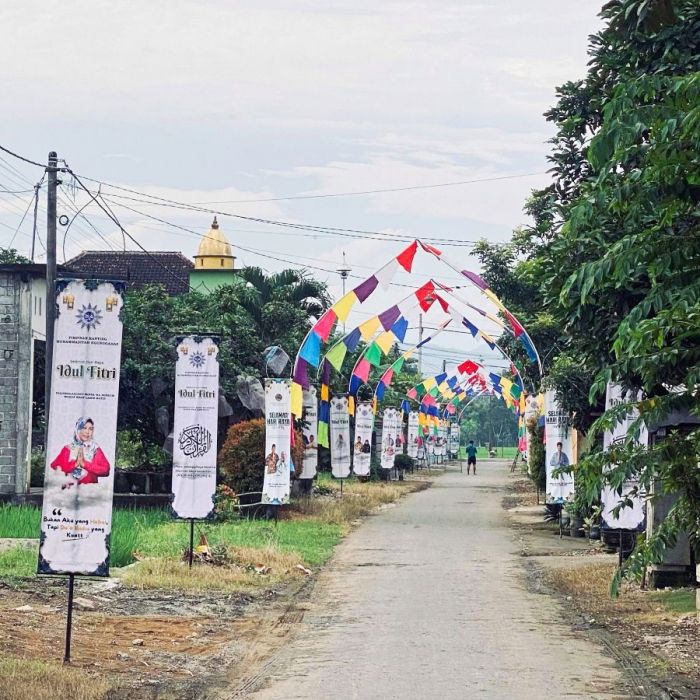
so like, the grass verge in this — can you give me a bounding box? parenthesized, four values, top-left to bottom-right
(0, 658, 109, 700)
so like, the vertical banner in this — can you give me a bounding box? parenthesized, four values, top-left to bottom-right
(438, 422, 447, 457)
(38, 279, 124, 576)
(353, 402, 374, 477)
(544, 390, 575, 504)
(449, 423, 460, 457)
(263, 379, 292, 504)
(407, 411, 419, 458)
(171, 335, 220, 519)
(601, 383, 648, 531)
(381, 407, 400, 470)
(300, 387, 318, 479)
(330, 395, 351, 478)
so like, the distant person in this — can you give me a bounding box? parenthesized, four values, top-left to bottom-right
(550, 441, 570, 468)
(465, 440, 478, 475)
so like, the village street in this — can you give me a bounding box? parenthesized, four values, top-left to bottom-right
(235, 462, 629, 700)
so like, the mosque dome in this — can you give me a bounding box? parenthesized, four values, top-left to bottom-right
(194, 217, 236, 269)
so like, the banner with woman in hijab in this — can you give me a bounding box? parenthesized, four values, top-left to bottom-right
(38, 279, 124, 576)
(263, 379, 293, 504)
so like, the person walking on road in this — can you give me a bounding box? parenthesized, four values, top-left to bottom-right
(465, 440, 478, 475)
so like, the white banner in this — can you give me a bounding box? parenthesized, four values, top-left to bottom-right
(300, 387, 318, 479)
(407, 411, 419, 458)
(601, 382, 648, 531)
(353, 402, 374, 476)
(263, 379, 292, 504)
(449, 423, 460, 457)
(38, 279, 124, 576)
(438, 423, 447, 456)
(330, 395, 351, 478)
(171, 336, 219, 519)
(544, 390, 575, 504)
(381, 407, 400, 470)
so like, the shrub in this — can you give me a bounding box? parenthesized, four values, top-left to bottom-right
(528, 423, 546, 491)
(394, 454, 413, 471)
(218, 418, 303, 494)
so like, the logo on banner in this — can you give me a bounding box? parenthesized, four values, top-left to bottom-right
(178, 424, 212, 457)
(75, 303, 102, 331)
(189, 351, 206, 368)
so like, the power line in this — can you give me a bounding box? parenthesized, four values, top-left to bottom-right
(0, 144, 45, 169)
(192, 171, 545, 204)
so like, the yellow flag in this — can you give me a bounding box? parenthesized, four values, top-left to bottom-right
(375, 331, 395, 355)
(291, 382, 303, 417)
(359, 317, 381, 341)
(332, 292, 356, 322)
(320, 384, 329, 402)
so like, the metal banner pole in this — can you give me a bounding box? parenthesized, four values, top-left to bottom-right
(63, 574, 75, 664)
(188, 519, 195, 569)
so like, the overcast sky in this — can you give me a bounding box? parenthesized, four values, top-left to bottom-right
(0, 0, 602, 377)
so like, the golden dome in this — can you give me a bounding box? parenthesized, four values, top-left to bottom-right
(194, 217, 235, 270)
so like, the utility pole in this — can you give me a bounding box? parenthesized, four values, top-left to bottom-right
(336, 252, 351, 332)
(45, 151, 58, 443)
(418, 313, 423, 375)
(30, 181, 41, 262)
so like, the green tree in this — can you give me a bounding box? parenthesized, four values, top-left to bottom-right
(0, 248, 31, 264)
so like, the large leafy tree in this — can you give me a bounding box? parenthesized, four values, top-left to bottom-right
(118, 268, 331, 463)
(482, 0, 700, 586)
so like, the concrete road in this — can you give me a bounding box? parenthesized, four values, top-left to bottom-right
(245, 462, 628, 699)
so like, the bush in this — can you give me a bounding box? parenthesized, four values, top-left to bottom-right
(394, 454, 414, 471)
(30, 448, 45, 487)
(218, 418, 304, 494)
(528, 423, 546, 491)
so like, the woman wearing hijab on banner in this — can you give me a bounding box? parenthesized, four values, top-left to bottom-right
(51, 417, 111, 489)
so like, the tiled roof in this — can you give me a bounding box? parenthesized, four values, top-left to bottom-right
(64, 251, 194, 295)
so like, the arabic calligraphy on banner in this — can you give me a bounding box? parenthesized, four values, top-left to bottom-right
(171, 336, 220, 519)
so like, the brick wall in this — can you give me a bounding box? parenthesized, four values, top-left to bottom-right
(0, 272, 19, 493)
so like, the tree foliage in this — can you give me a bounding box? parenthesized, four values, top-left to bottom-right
(480, 0, 700, 587)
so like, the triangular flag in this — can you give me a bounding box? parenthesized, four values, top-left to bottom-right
(355, 357, 372, 382)
(326, 342, 348, 372)
(314, 309, 337, 342)
(396, 241, 418, 271)
(375, 331, 395, 355)
(299, 331, 322, 367)
(291, 381, 303, 418)
(359, 316, 381, 341)
(344, 327, 362, 352)
(375, 258, 400, 290)
(365, 342, 382, 367)
(353, 276, 379, 302)
(332, 291, 357, 322)
(390, 316, 409, 342)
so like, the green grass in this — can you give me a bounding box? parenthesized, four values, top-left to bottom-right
(136, 519, 342, 567)
(0, 546, 37, 580)
(652, 589, 696, 615)
(0, 504, 342, 579)
(458, 445, 517, 459)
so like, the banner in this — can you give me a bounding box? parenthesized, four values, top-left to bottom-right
(407, 411, 419, 458)
(330, 395, 351, 478)
(353, 402, 374, 477)
(438, 423, 447, 457)
(449, 423, 460, 457)
(380, 407, 400, 469)
(38, 279, 124, 576)
(300, 387, 318, 479)
(601, 383, 648, 531)
(544, 390, 575, 504)
(263, 379, 292, 504)
(171, 335, 220, 519)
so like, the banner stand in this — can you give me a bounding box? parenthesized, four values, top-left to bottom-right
(63, 573, 76, 664)
(188, 519, 195, 569)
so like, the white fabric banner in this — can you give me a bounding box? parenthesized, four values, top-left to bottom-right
(171, 336, 220, 519)
(300, 387, 318, 479)
(381, 407, 400, 469)
(263, 379, 292, 504)
(330, 395, 351, 478)
(407, 411, 419, 458)
(449, 423, 460, 457)
(544, 390, 575, 504)
(601, 382, 648, 531)
(39, 279, 124, 576)
(353, 402, 374, 476)
(438, 423, 447, 456)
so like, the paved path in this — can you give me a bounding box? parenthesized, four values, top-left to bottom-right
(245, 462, 628, 699)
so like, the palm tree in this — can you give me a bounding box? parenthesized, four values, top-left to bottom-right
(235, 267, 331, 345)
